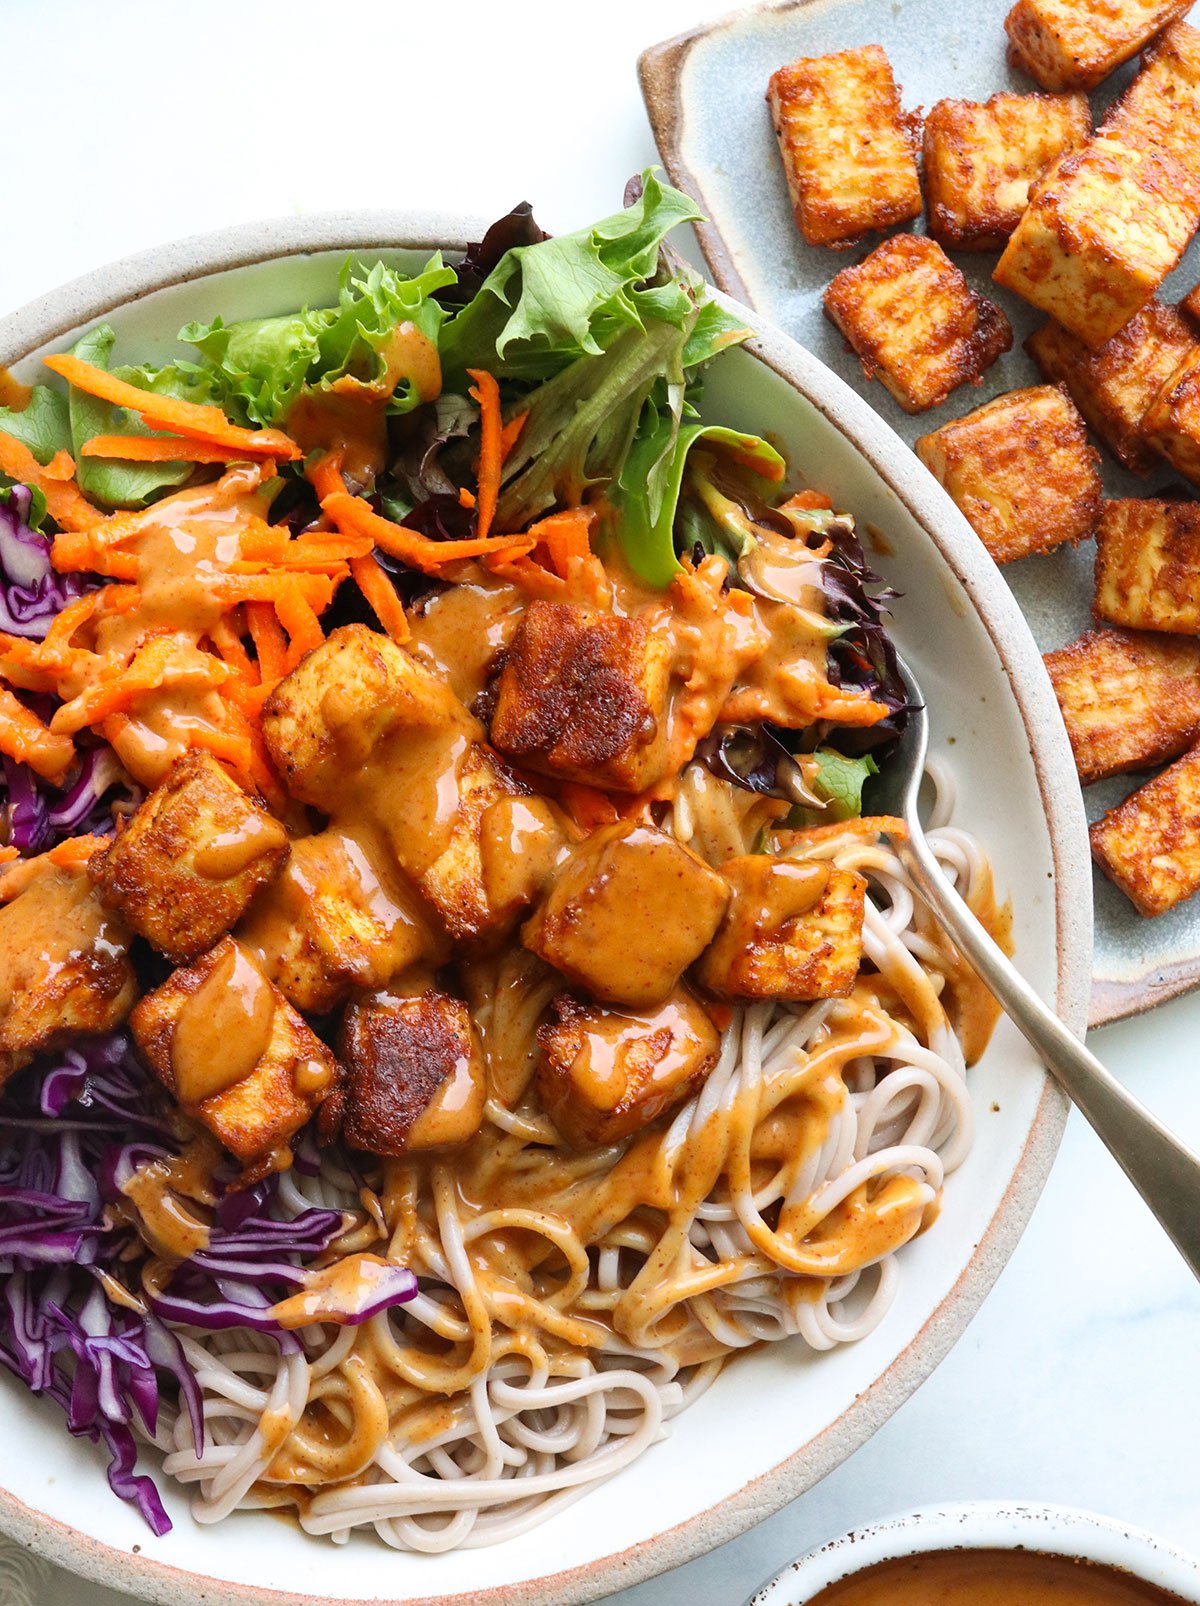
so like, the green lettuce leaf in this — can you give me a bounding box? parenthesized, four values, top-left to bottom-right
(64, 326, 203, 510)
(0, 386, 70, 465)
(180, 256, 456, 429)
(810, 749, 879, 821)
(440, 172, 706, 383)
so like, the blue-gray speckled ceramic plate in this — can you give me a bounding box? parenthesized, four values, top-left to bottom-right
(640, 0, 1200, 1027)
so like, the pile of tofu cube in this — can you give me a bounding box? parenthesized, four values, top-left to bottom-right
(769, 0, 1200, 918)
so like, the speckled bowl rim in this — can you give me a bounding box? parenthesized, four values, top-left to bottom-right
(0, 211, 1090, 1606)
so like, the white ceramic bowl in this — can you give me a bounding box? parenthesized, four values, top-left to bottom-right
(0, 215, 1093, 1606)
(748, 1502, 1200, 1604)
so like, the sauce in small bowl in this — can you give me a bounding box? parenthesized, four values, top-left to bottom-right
(807, 1548, 1187, 1605)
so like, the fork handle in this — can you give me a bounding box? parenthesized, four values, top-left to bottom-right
(897, 825, 1200, 1282)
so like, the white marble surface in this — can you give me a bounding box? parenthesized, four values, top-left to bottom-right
(1, 0, 1198, 1599)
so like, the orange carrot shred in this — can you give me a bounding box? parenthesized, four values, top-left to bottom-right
(0, 684, 76, 783)
(0, 846, 18, 865)
(274, 580, 324, 672)
(466, 368, 502, 540)
(246, 602, 288, 684)
(46, 835, 108, 867)
(42, 354, 300, 460)
(458, 487, 476, 510)
(0, 431, 101, 532)
(499, 411, 528, 460)
(558, 783, 620, 833)
(42, 450, 78, 483)
(349, 554, 410, 643)
(783, 490, 834, 511)
(208, 617, 260, 684)
(306, 450, 348, 503)
(80, 434, 237, 465)
(322, 491, 533, 575)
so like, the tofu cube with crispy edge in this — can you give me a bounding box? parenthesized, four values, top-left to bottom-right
(89, 751, 290, 964)
(416, 745, 534, 945)
(823, 235, 1012, 414)
(693, 857, 866, 1000)
(1025, 304, 1198, 471)
(490, 600, 672, 793)
(1180, 283, 1200, 330)
(237, 829, 444, 1015)
(1090, 741, 1200, 914)
(766, 45, 922, 249)
(1140, 348, 1200, 484)
(131, 937, 339, 1175)
(1094, 499, 1200, 633)
(1103, 22, 1200, 183)
(0, 863, 137, 1088)
(261, 623, 464, 812)
(1004, 0, 1190, 90)
(993, 134, 1200, 349)
(329, 989, 484, 1155)
(536, 988, 721, 1148)
(1044, 626, 1200, 782)
(923, 92, 1090, 251)
(523, 821, 730, 1010)
(915, 384, 1101, 563)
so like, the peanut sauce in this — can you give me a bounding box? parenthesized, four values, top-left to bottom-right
(408, 578, 526, 704)
(0, 368, 33, 412)
(171, 941, 276, 1106)
(806, 1550, 1187, 1606)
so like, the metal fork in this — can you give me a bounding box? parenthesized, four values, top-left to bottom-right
(871, 650, 1200, 1281)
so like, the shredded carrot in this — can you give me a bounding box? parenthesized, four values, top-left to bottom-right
(208, 616, 259, 684)
(558, 783, 620, 833)
(349, 554, 410, 643)
(466, 369, 502, 540)
(0, 845, 18, 865)
(42, 354, 301, 461)
(47, 834, 108, 867)
(306, 450, 348, 503)
(36, 592, 101, 662)
(0, 684, 75, 783)
(0, 431, 101, 532)
(527, 508, 594, 579)
(96, 585, 142, 615)
(499, 411, 528, 460)
(211, 573, 335, 610)
(42, 451, 77, 483)
(246, 602, 289, 684)
(782, 490, 834, 511)
(184, 724, 255, 774)
(50, 637, 227, 736)
(322, 491, 533, 576)
(458, 487, 476, 510)
(274, 581, 325, 672)
(80, 433, 238, 465)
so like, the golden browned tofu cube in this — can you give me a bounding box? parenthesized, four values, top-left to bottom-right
(490, 600, 672, 792)
(1141, 347, 1200, 483)
(131, 937, 339, 1175)
(331, 988, 484, 1155)
(415, 745, 534, 945)
(523, 821, 729, 1009)
(1180, 282, 1200, 330)
(924, 92, 1090, 251)
(536, 988, 720, 1148)
(1004, 0, 1189, 89)
(261, 623, 464, 811)
(693, 857, 866, 1000)
(237, 829, 442, 1015)
(915, 384, 1101, 563)
(1044, 626, 1200, 782)
(89, 751, 289, 964)
(1094, 499, 1200, 633)
(824, 235, 1012, 414)
(1103, 21, 1200, 181)
(1026, 303, 1197, 471)
(0, 864, 137, 1088)
(993, 133, 1200, 348)
(766, 45, 921, 249)
(1091, 741, 1200, 914)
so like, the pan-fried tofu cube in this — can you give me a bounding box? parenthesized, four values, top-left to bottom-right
(766, 45, 921, 249)
(416, 745, 535, 945)
(89, 751, 289, 964)
(1141, 347, 1200, 483)
(523, 822, 730, 1010)
(924, 92, 1090, 251)
(1103, 22, 1200, 182)
(915, 385, 1101, 563)
(261, 623, 465, 812)
(824, 235, 1012, 414)
(993, 133, 1200, 348)
(490, 600, 672, 793)
(1004, 0, 1189, 90)
(1091, 741, 1200, 914)
(536, 988, 720, 1148)
(1044, 626, 1200, 782)
(1094, 499, 1200, 633)
(237, 829, 444, 1014)
(0, 864, 137, 1088)
(131, 937, 339, 1176)
(1026, 303, 1197, 471)
(331, 988, 484, 1155)
(693, 858, 866, 1000)
(1180, 282, 1200, 330)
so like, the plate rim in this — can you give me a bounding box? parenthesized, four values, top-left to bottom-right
(636, 0, 1187, 1030)
(0, 209, 1089, 1606)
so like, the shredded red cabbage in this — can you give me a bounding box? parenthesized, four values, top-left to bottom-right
(0, 486, 92, 640)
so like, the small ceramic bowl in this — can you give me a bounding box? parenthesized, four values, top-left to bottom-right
(748, 1503, 1200, 1605)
